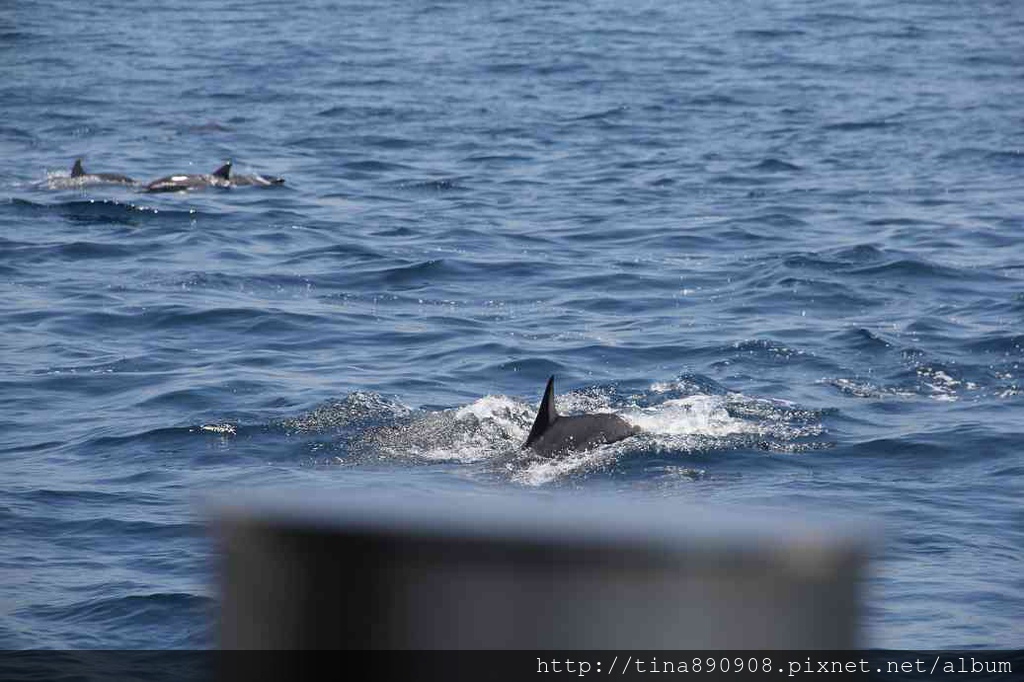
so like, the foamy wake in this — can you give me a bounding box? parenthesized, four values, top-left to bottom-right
(823, 366, 981, 403)
(623, 395, 749, 437)
(375, 395, 533, 464)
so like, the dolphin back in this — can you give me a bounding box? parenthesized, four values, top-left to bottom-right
(523, 376, 640, 456)
(66, 159, 136, 185)
(528, 413, 638, 457)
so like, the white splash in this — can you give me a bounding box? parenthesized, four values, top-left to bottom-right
(624, 395, 750, 437)
(199, 423, 236, 435)
(511, 446, 619, 487)
(415, 395, 532, 463)
(454, 394, 531, 432)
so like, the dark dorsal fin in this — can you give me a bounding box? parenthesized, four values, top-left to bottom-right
(71, 159, 85, 177)
(212, 161, 232, 179)
(524, 376, 559, 448)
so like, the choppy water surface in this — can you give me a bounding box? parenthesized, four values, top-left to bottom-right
(2, 0, 1023, 648)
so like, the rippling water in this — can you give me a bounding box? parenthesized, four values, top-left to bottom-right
(2, 0, 1023, 648)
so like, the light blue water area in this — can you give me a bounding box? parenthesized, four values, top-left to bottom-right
(2, 0, 1023, 648)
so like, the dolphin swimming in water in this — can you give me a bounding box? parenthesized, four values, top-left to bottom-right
(145, 161, 234, 193)
(61, 159, 138, 186)
(144, 161, 284, 192)
(523, 376, 640, 457)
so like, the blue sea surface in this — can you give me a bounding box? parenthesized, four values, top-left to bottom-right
(2, 0, 1023, 648)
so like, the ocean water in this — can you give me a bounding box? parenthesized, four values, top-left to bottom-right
(2, 0, 1023, 649)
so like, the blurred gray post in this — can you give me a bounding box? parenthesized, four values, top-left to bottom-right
(216, 490, 870, 649)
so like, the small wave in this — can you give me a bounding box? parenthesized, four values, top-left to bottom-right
(832, 327, 895, 353)
(648, 374, 729, 398)
(0, 124, 38, 143)
(688, 93, 745, 107)
(0, 440, 65, 456)
(52, 516, 201, 542)
(461, 153, 533, 165)
(86, 426, 201, 450)
(848, 257, 996, 283)
(864, 217, 931, 227)
(1, 237, 147, 264)
(318, 104, 412, 120)
(749, 158, 803, 173)
(315, 105, 351, 117)
(568, 105, 629, 122)
(823, 378, 916, 400)
(783, 245, 883, 270)
(955, 148, 1024, 168)
(33, 592, 211, 623)
(323, 77, 399, 89)
(286, 134, 338, 149)
(832, 244, 886, 262)
(341, 159, 414, 172)
(11, 197, 197, 223)
(754, 212, 810, 229)
(484, 61, 530, 75)
(730, 338, 810, 361)
(59, 241, 141, 260)
(36, 355, 171, 376)
(23, 488, 162, 506)
(30, 592, 213, 647)
(735, 28, 807, 39)
(392, 177, 469, 192)
(824, 362, 981, 402)
(178, 121, 231, 133)
(915, 365, 978, 400)
(823, 119, 897, 132)
(351, 258, 459, 288)
(801, 12, 882, 26)
(280, 241, 385, 266)
(967, 333, 1024, 356)
(709, 173, 773, 187)
(94, 470, 176, 486)
(353, 134, 418, 150)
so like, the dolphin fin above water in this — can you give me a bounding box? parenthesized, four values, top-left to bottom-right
(54, 159, 281, 192)
(66, 158, 137, 184)
(523, 376, 640, 457)
(212, 161, 232, 180)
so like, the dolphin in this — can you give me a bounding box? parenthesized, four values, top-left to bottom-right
(145, 161, 234, 193)
(66, 159, 137, 185)
(523, 376, 640, 457)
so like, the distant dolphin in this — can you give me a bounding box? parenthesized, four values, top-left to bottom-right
(144, 161, 233, 193)
(523, 376, 640, 457)
(66, 159, 137, 185)
(144, 161, 284, 192)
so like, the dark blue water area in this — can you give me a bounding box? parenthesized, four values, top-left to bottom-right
(2, 0, 1023, 649)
